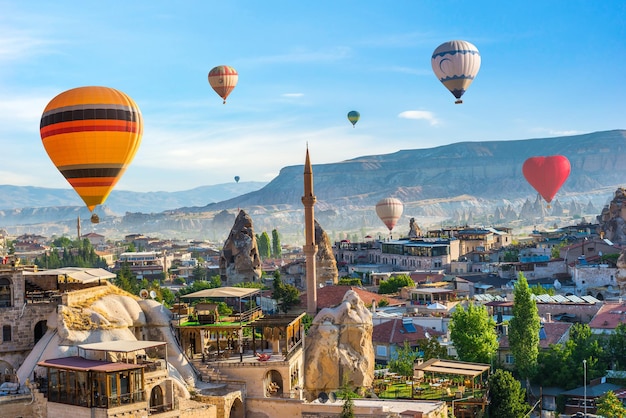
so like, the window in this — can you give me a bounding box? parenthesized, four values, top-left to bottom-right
(2, 325, 11, 342)
(0, 278, 11, 308)
(376, 345, 388, 357)
(505, 354, 515, 364)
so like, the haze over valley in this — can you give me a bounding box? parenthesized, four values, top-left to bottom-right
(1, 130, 624, 243)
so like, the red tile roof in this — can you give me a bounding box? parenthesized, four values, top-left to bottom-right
(372, 319, 443, 344)
(589, 302, 626, 331)
(410, 272, 445, 285)
(300, 285, 405, 310)
(499, 321, 572, 349)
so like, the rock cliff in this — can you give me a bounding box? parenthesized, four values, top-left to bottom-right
(303, 290, 374, 399)
(315, 220, 338, 285)
(598, 187, 626, 245)
(17, 283, 196, 392)
(219, 210, 262, 285)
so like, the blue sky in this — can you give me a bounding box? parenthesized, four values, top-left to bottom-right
(1, 1, 625, 193)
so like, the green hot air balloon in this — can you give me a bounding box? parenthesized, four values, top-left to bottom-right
(234, 176, 240, 183)
(347, 110, 360, 128)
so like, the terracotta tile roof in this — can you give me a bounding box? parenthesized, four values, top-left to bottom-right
(499, 321, 572, 349)
(300, 285, 405, 310)
(372, 319, 443, 344)
(410, 272, 445, 285)
(589, 301, 626, 330)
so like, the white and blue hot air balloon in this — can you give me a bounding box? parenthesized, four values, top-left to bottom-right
(431, 40, 481, 104)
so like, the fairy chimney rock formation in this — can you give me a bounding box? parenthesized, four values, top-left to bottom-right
(408, 217, 422, 238)
(219, 210, 262, 285)
(315, 220, 338, 285)
(598, 187, 626, 245)
(303, 290, 374, 399)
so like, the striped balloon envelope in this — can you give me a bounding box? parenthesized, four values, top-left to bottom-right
(375, 197, 404, 233)
(40, 86, 143, 221)
(208, 65, 238, 104)
(431, 40, 481, 104)
(347, 110, 360, 127)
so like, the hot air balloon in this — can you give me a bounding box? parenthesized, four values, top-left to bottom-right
(234, 176, 240, 183)
(208, 65, 238, 104)
(522, 155, 571, 206)
(40, 86, 143, 223)
(347, 110, 360, 127)
(376, 198, 403, 236)
(431, 40, 481, 104)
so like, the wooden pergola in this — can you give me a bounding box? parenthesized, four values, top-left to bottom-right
(414, 358, 490, 393)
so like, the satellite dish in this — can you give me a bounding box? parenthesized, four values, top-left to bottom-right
(149, 290, 157, 299)
(139, 289, 149, 299)
(329, 392, 337, 403)
(318, 392, 329, 403)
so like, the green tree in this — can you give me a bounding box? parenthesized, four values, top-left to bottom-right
(271, 229, 282, 258)
(35, 237, 107, 269)
(535, 323, 606, 389)
(449, 303, 498, 363)
(509, 273, 541, 381)
(113, 263, 139, 295)
(596, 390, 626, 418)
(388, 341, 420, 377)
(378, 274, 414, 294)
(256, 232, 271, 259)
(422, 336, 448, 360)
(272, 270, 300, 313)
(551, 242, 566, 259)
(338, 375, 357, 418)
(340, 394, 355, 418)
(605, 322, 626, 370)
(338, 277, 362, 286)
(487, 369, 531, 418)
(192, 264, 207, 282)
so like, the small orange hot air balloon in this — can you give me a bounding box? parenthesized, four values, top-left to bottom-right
(208, 65, 238, 104)
(40, 86, 143, 223)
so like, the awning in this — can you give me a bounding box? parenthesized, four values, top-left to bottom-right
(38, 356, 142, 372)
(180, 286, 260, 299)
(415, 358, 490, 378)
(78, 340, 167, 353)
(28, 267, 116, 284)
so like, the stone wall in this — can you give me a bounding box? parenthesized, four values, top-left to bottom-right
(0, 268, 56, 372)
(0, 393, 38, 418)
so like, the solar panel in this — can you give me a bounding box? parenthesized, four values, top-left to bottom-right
(581, 295, 600, 304)
(403, 321, 417, 333)
(566, 295, 584, 303)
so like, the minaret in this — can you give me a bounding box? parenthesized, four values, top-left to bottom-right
(302, 146, 318, 315)
(77, 216, 81, 241)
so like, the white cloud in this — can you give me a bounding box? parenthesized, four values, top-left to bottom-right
(398, 110, 440, 126)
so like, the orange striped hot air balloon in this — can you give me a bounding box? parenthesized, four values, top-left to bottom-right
(208, 65, 238, 104)
(40, 86, 143, 223)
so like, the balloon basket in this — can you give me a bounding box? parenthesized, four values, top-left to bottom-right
(90, 213, 100, 224)
(455, 99, 463, 104)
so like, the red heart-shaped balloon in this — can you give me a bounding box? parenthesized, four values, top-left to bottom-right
(522, 156, 571, 203)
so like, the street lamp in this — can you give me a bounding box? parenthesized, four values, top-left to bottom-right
(583, 359, 587, 417)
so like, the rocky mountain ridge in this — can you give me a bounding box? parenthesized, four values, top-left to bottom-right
(2, 130, 626, 242)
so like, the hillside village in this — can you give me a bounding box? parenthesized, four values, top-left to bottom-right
(3, 190, 626, 418)
(3, 161, 626, 418)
